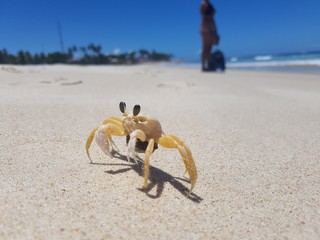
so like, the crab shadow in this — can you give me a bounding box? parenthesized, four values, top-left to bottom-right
(91, 150, 203, 203)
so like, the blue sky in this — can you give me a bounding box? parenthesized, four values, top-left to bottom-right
(1, 0, 320, 60)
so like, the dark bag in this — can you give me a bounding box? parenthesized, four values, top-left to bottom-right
(209, 50, 226, 72)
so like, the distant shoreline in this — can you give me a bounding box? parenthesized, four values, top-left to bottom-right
(180, 51, 320, 74)
(170, 62, 320, 75)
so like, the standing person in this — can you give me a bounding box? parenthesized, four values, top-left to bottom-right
(200, 0, 219, 71)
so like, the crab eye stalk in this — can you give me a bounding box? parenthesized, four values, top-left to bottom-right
(133, 105, 141, 116)
(119, 102, 126, 113)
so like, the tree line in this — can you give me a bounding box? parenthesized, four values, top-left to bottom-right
(0, 43, 173, 65)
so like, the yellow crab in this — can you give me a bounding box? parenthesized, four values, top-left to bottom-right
(86, 102, 197, 193)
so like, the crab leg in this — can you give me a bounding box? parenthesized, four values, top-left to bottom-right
(127, 131, 155, 189)
(143, 139, 155, 189)
(158, 134, 197, 193)
(102, 117, 125, 150)
(86, 121, 125, 163)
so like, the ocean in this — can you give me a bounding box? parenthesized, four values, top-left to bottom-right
(179, 51, 320, 74)
(227, 51, 320, 74)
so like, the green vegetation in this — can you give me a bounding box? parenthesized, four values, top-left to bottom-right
(0, 44, 173, 65)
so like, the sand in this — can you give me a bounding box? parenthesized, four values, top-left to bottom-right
(1, 64, 320, 239)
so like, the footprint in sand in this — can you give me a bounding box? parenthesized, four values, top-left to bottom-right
(54, 77, 83, 86)
(157, 81, 195, 90)
(39, 77, 83, 86)
(1, 66, 22, 73)
(60, 80, 83, 86)
(40, 81, 51, 84)
(54, 77, 67, 82)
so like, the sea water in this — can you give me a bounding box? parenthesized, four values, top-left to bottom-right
(177, 51, 320, 74)
(226, 52, 320, 74)
(227, 51, 320, 74)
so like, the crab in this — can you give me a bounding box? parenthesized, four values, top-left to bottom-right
(86, 102, 197, 193)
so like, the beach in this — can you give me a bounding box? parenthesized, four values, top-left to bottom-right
(1, 64, 320, 239)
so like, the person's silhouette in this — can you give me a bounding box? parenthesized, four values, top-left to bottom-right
(200, 0, 219, 71)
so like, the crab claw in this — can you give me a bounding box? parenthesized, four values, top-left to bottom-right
(86, 117, 126, 163)
(86, 127, 99, 163)
(126, 129, 147, 164)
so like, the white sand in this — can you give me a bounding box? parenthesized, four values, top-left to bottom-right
(1, 64, 320, 239)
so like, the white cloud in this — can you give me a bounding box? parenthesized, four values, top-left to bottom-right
(113, 48, 121, 55)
